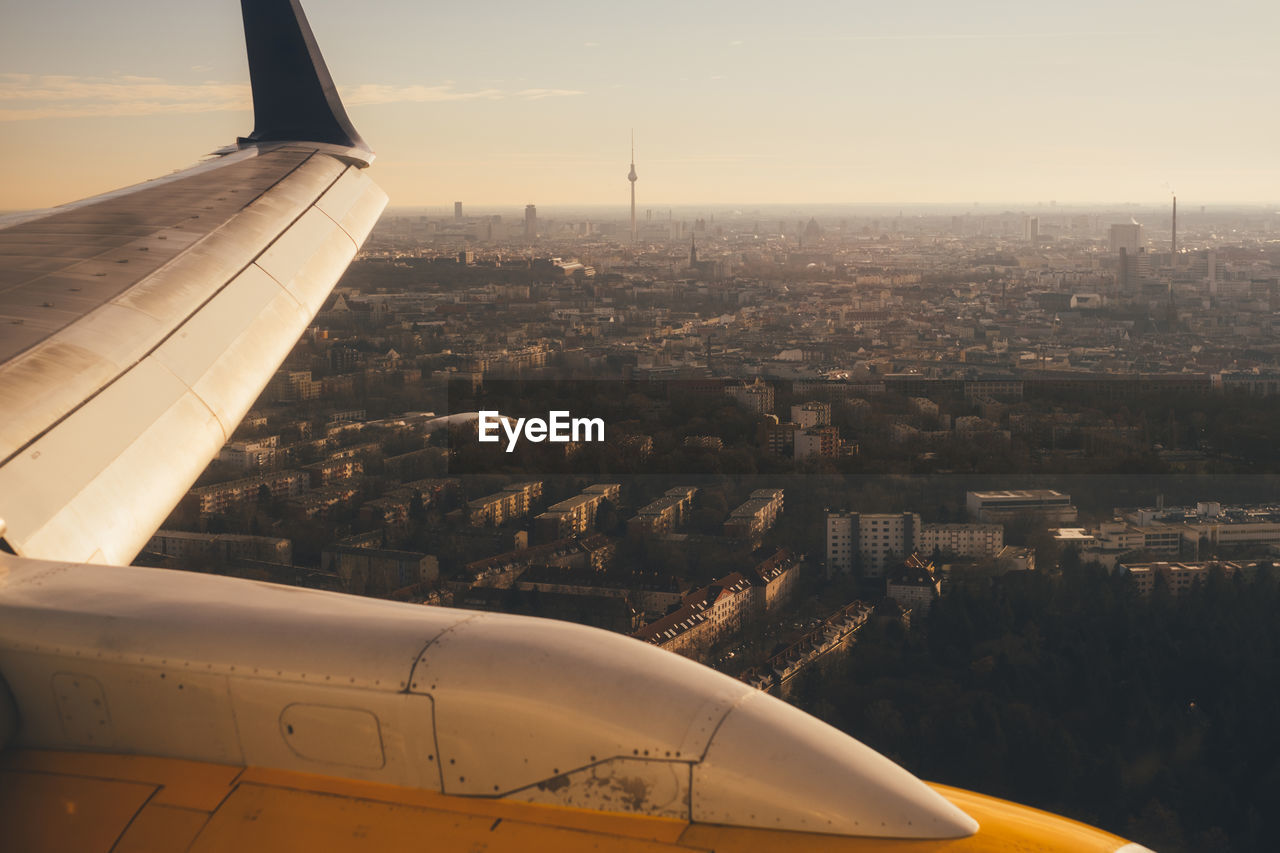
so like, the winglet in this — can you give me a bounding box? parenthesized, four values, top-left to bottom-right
(239, 0, 371, 157)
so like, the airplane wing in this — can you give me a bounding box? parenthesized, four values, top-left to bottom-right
(0, 3, 1152, 852)
(0, 0, 386, 566)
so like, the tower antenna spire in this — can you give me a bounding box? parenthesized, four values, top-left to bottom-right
(627, 129, 638, 245)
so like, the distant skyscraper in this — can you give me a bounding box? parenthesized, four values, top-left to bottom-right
(524, 204, 537, 241)
(1109, 221, 1143, 254)
(1119, 247, 1151, 293)
(627, 131, 638, 244)
(1023, 215, 1039, 241)
(454, 201, 463, 221)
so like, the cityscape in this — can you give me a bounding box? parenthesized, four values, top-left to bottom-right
(3, 1, 1280, 851)
(143, 179, 1280, 852)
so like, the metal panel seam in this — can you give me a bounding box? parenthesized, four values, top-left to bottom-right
(248, 261, 304, 310)
(312, 196, 362, 249)
(175, 264, 308, 435)
(105, 782, 163, 853)
(221, 676, 250, 771)
(0, 154, 346, 470)
(401, 622, 474, 793)
(428, 693, 445, 792)
(402, 614, 482, 694)
(9, 358, 227, 536)
(216, 767, 249, 813)
(685, 691, 754, 764)
(220, 780, 703, 848)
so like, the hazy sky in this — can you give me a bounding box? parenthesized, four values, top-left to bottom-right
(2, 0, 1278, 210)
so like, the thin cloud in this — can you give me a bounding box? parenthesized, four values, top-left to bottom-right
(0, 73, 247, 120)
(516, 88, 586, 101)
(344, 83, 503, 105)
(798, 31, 1135, 42)
(650, 154, 778, 165)
(0, 74, 577, 121)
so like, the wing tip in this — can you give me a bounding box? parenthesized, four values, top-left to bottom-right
(239, 0, 371, 157)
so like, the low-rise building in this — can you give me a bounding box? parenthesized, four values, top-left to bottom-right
(919, 522, 1004, 558)
(743, 601, 872, 697)
(751, 548, 801, 612)
(267, 369, 320, 402)
(724, 489, 784, 540)
(190, 470, 310, 516)
(634, 572, 756, 660)
(287, 483, 360, 518)
(633, 602, 715, 659)
(634, 551, 800, 660)
(886, 553, 941, 612)
(360, 478, 459, 526)
(628, 486, 698, 537)
(144, 530, 292, 565)
(724, 378, 774, 415)
(468, 481, 543, 527)
(1116, 501, 1280, 557)
(794, 426, 841, 460)
(534, 483, 621, 539)
(1119, 560, 1245, 597)
(321, 546, 439, 596)
(460, 534, 616, 591)
(217, 436, 280, 472)
(966, 489, 1078, 524)
(303, 456, 363, 487)
(791, 401, 831, 428)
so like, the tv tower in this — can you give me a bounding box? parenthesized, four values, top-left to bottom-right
(627, 130, 638, 244)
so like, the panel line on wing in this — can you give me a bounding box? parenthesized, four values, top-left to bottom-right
(0, 152, 345, 471)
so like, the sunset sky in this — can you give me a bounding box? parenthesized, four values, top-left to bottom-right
(2, 0, 1278, 211)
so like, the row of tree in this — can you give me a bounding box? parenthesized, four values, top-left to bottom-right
(790, 563, 1280, 853)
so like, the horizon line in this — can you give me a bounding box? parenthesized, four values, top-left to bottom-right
(380, 201, 1280, 212)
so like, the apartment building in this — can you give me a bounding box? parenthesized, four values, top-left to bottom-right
(190, 470, 310, 516)
(723, 489, 785, 540)
(468, 481, 544, 527)
(145, 530, 292, 565)
(918, 523, 1004, 558)
(826, 511, 922, 577)
(628, 486, 698, 537)
(535, 483, 622, 539)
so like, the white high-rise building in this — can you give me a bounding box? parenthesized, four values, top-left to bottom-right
(826, 512, 922, 577)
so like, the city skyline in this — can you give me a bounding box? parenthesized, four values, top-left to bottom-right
(3, 0, 1280, 210)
